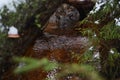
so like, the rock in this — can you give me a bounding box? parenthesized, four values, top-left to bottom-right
(68, 0, 95, 20)
(48, 3, 80, 29)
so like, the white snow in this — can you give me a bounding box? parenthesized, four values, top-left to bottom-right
(94, 33, 97, 37)
(114, 18, 120, 26)
(8, 26, 18, 34)
(109, 0, 114, 7)
(0, 0, 25, 11)
(90, 0, 106, 14)
(95, 3, 103, 12)
(93, 52, 100, 59)
(94, 20, 99, 24)
(89, 46, 94, 50)
(0, 23, 4, 32)
(110, 49, 114, 54)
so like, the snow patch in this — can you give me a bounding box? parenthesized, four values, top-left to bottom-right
(119, 1, 120, 5)
(109, 0, 114, 7)
(94, 20, 99, 24)
(93, 52, 100, 59)
(94, 33, 97, 37)
(89, 46, 94, 50)
(8, 26, 19, 34)
(114, 18, 120, 26)
(0, 0, 25, 12)
(90, 0, 106, 14)
(0, 23, 5, 32)
(110, 49, 114, 54)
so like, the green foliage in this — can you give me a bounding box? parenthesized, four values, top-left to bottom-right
(0, 0, 47, 31)
(13, 57, 103, 80)
(59, 64, 103, 80)
(100, 22, 120, 40)
(71, 49, 94, 64)
(108, 49, 120, 66)
(90, 0, 116, 21)
(88, 0, 120, 30)
(13, 57, 58, 74)
(78, 0, 120, 79)
(101, 48, 120, 79)
(35, 14, 41, 28)
(0, 31, 7, 43)
(82, 49, 94, 62)
(0, 0, 48, 77)
(81, 28, 94, 37)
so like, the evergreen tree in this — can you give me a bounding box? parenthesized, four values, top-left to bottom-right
(79, 0, 120, 79)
